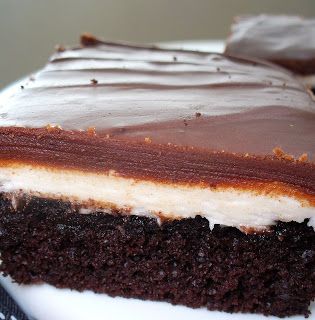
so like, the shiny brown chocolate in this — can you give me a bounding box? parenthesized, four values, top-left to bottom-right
(0, 34, 315, 197)
(225, 15, 315, 75)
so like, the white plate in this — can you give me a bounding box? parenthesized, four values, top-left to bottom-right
(0, 40, 314, 320)
(1, 275, 313, 320)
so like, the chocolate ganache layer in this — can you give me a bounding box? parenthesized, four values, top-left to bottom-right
(0, 34, 315, 229)
(225, 15, 315, 75)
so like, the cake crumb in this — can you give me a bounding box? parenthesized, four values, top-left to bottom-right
(173, 56, 177, 61)
(81, 33, 100, 46)
(298, 153, 308, 162)
(46, 124, 54, 132)
(183, 119, 188, 126)
(87, 127, 96, 136)
(55, 44, 66, 52)
(90, 79, 98, 85)
(144, 137, 152, 143)
(240, 226, 271, 235)
(216, 67, 221, 72)
(272, 147, 294, 161)
(278, 234, 285, 241)
(273, 147, 283, 157)
(46, 124, 62, 132)
(195, 112, 201, 118)
(106, 134, 110, 139)
(20, 85, 24, 89)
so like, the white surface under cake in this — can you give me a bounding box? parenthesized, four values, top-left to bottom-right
(1, 275, 314, 320)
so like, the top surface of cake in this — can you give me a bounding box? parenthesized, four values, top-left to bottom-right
(0, 34, 315, 230)
(225, 15, 315, 75)
(1, 33, 315, 158)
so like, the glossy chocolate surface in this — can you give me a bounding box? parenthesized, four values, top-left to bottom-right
(0, 35, 315, 195)
(225, 15, 315, 75)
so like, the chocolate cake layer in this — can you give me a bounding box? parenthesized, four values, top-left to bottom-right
(225, 15, 315, 75)
(0, 194, 314, 317)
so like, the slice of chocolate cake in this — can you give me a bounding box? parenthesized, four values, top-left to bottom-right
(224, 15, 315, 91)
(0, 34, 314, 318)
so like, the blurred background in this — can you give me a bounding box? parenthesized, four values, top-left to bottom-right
(0, 0, 315, 88)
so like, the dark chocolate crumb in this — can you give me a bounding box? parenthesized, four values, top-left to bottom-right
(90, 79, 98, 85)
(81, 33, 101, 47)
(277, 234, 285, 241)
(0, 193, 314, 318)
(20, 85, 24, 90)
(173, 56, 177, 61)
(195, 112, 201, 118)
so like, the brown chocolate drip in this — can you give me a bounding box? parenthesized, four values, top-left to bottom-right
(225, 15, 315, 75)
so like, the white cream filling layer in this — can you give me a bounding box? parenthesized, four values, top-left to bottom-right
(0, 165, 314, 230)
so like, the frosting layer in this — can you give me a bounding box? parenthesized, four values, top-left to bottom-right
(1, 164, 314, 230)
(0, 35, 315, 160)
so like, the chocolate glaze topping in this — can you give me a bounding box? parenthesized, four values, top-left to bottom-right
(225, 15, 315, 75)
(0, 34, 315, 195)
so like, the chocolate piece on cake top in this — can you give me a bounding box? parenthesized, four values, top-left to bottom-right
(225, 15, 315, 75)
